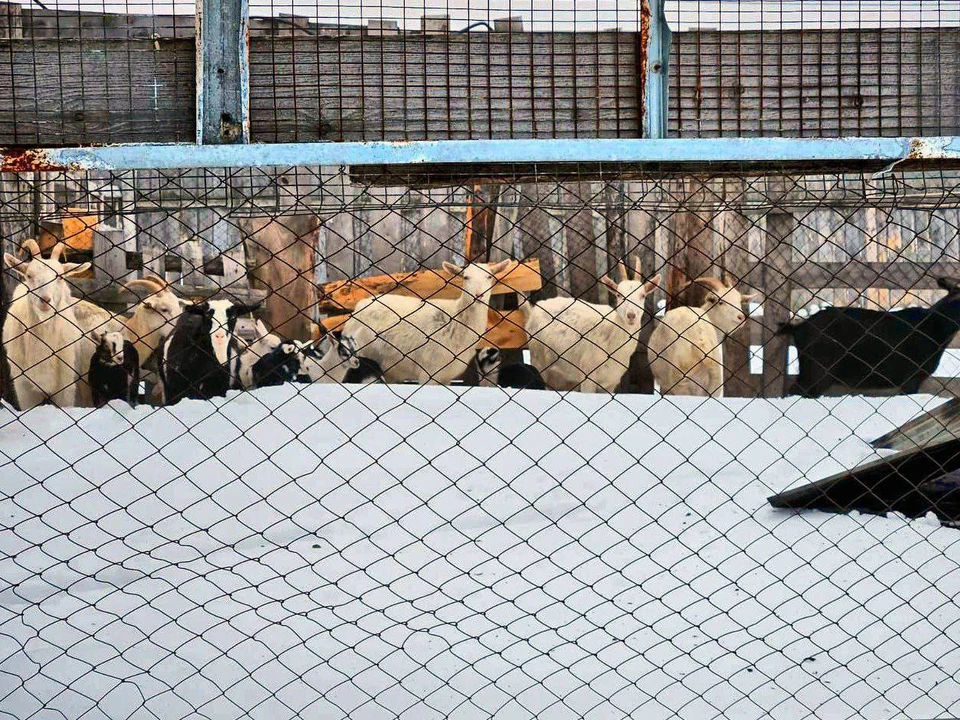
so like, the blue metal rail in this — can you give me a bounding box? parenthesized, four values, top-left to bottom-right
(4, 137, 957, 172)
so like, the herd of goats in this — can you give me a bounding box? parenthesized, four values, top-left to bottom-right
(4, 238, 960, 411)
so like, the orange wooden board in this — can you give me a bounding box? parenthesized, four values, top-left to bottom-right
(317, 258, 541, 313)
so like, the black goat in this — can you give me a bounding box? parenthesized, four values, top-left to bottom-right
(475, 347, 546, 390)
(778, 276, 960, 397)
(88, 331, 140, 407)
(252, 343, 302, 388)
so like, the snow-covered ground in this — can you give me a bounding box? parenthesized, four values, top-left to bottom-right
(2, 387, 960, 719)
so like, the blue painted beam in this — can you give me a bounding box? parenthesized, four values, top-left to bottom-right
(3, 137, 958, 172)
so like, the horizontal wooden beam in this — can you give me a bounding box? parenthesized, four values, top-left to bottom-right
(317, 259, 541, 313)
(68, 279, 269, 307)
(789, 261, 960, 290)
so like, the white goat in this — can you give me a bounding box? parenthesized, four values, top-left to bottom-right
(647, 276, 755, 397)
(522, 258, 659, 393)
(2, 240, 93, 409)
(74, 274, 185, 364)
(341, 259, 514, 384)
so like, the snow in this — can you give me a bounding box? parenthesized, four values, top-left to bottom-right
(2, 386, 960, 719)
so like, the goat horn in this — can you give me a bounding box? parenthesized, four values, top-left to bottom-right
(20, 239, 41, 258)
(50, 242, 68, 261)
(617, 261, 630, 283)
(143, 272, 169, 289)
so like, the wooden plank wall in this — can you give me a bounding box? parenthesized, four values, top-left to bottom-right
(670, 28, 960, 137)
(2, 11, 958, 144)
(250, 33, 642, 142)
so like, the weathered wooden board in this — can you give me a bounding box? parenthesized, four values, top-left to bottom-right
(670, 28, 960, 138)
(250, 33, 642, 142)
(870, 398, 960, 451)
(3, 24, 957, 145)
(0, 39, 196, 145)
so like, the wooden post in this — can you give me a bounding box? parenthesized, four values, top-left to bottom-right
(240, 215, 319, 341)
(196, 0, 249, 143)
(761, 212, 797, 397)
(643, 0, 670, 139)
(566, 185, 600, 303)
(92, 227, 136, 290)
(667, 177, 716, 309)
(0, 2, 23, 39)
(719, 179, 760, 397)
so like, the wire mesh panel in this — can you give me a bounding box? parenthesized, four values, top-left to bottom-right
(2, 0, 959, 145)
(3, 164, 960, 719)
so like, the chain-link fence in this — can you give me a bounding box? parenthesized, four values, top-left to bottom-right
(3, 164, 960, 719)
(3, 0, 960, 716)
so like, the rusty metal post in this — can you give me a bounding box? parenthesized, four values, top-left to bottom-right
(196, 0, 250, 143)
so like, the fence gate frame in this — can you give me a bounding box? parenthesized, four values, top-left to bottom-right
(0, 0, 957, 175)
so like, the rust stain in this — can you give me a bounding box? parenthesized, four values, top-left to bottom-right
(1, 148, 79, 173)
(638, 0, 650, 130)
(906, 137, 938, 160)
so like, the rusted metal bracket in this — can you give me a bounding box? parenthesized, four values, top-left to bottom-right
(196, 0, 250, 144)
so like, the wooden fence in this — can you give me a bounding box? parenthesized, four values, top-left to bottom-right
(1, 5, 958, 145)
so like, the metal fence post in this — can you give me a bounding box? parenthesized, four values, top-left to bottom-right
(643, 0, 671, 139)
(196, 0, 250, 144)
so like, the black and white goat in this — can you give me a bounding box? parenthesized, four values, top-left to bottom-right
(475, 347, 546, 390)
(160, 300, 260, 403)
(335, 336, 384, 384)
(88, 330, 140, 407)
(778, 277, 960, 397)
(249, 335, 383, 389)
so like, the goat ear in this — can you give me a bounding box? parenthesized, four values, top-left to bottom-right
(600, 276, 620, 295)
(642, 276, 660, 295)
(740, 292, 759, 302)
(4, 252, 27, 276)
(487, 259, 513, 276)
(254, 319, 269, 337)
(442, 261, 464, 276)
(62, 262, 91, 278)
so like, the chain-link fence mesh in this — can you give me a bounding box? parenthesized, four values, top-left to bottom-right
(3, 165, 960, 718)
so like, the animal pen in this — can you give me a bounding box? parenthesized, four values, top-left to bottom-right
(2, 0, 960, 717)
